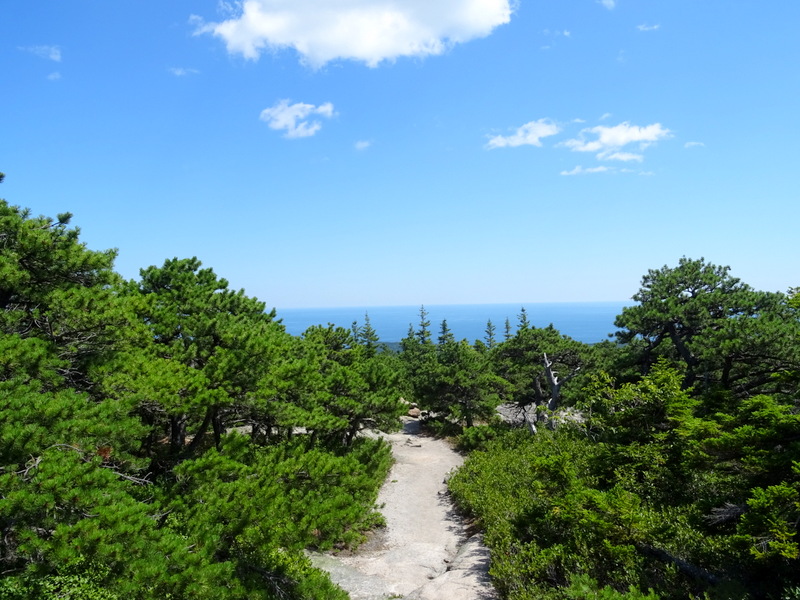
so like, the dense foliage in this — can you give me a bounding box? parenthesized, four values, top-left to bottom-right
(0, 183, 400, 599)
(2, 172, 798, 600)
(447, 259, 800, 600)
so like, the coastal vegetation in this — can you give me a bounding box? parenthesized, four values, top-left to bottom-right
(1, 178, 798, 599)
(0, 180, 400, 599)
(447, 261, 800, 600)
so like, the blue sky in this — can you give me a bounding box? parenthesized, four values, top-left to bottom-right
(2, 1, 798, 309)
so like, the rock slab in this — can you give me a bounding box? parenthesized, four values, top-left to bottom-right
(310, 419, 498, 600)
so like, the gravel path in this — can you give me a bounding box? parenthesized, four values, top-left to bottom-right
(310, 418, 498, 600)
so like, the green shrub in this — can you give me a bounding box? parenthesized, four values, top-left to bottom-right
(456, 420, 511, 452)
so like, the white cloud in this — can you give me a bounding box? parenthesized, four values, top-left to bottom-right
(20, 45, 61, 62)
(169, 67, 200, 76)
(486, 119, 560, 149)
(259, 99, 335, 138)
(598, 0, 616, 9)
(562, 121, 671, 160)
(560, 165, 610, 176)
(599, 112, 612, 121)
(193, 0, 515, 67)
(560, 165, 656, 176)
(637, 24, 660, 32)
(485, 115, 670, 174)
(355, 140, 371, 150)
(47, 72, 61, 81)
(602, 151, 643, 162)
(684, 141, 705, 148)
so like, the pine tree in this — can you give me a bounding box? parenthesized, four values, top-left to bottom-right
(438, 319, 455, 346)
(399, 309, 436, 409)
(415, 305, 432, 344)
(428, 340, 509, 428)
(283, 323, 403, 446)
(357, 312, 380, 356)
(404, 323, 415, 344)
(0, 184, 401, 599)
(517, 306, 530, 331)
(0, 194, 136, 392)
(124, 257, 283, 457)
(615, 257, 800, 396)
(485, 319, 497, 349)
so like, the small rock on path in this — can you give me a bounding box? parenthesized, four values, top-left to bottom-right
(310, 418, 497, 600)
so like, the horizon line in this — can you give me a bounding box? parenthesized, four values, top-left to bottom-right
(274, 300, 631, 311)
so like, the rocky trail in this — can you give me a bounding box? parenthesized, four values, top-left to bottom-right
(310, 418, 498, 600)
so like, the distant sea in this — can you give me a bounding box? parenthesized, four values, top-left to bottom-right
(276, 302, 630, 345)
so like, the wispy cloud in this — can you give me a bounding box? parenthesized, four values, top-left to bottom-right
(562, 121, 671, 161)
(216, 1, 239, 17)
(259, 99, 335, 138)
(543, 29, 571, 38)
(47, 72, 61, 81)
(603, 151, 643, 162)
(19, 45, 61, 62)
(540, 28, 571, 51)
(560, 165, 654, 176)
(486, 119, 561, 149)
(560, 165, 611, 176)
(684, 141, 705, 148)
(598, 0, 616, 10)
(355, 140, 371, 150)
(169, 67, 200, 76)
(637, 24, 660, 32)
(487, 115, 673, 175)
(192, 0, 515, 67)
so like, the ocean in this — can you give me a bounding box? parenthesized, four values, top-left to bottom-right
(276, 302, 630, 345)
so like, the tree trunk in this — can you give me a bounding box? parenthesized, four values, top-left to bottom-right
(185, 407, 214, 456)
(635, 543, 720, 585)
(666, 323, 698, 389)
(543, 353, 562, 412)
(543, 353, 579, 412)
(212, 407, 224, 450)
(169, 414, 187, 453)
(521, 406, 538, 435)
